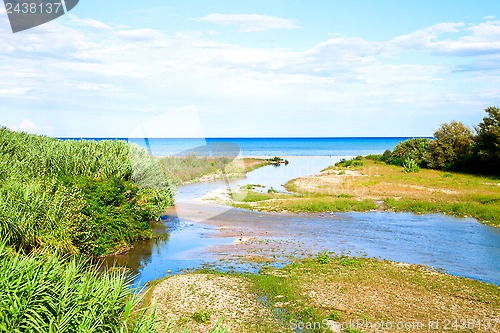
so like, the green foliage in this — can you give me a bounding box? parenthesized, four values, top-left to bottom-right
(381, 149, 392, 163)
(327, 311, 341, 321)
(335, 156, 364, 167)
(317, 251, 330, 264)
(191, 311, 211, 324)
(403, 157, 420, 173)
(0, 242, 157, 333)
(425, 121, 475, 170)
(365, 154, 383, 161)
(475, 106, 500, 173)
(387, 138, 430, 167)
(232, 190, 273, 202)
(60, 176, 162, 256)
(0, 127, 173, 255)
(159, 155, 237, 185)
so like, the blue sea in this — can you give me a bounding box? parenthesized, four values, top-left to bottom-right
(127, 137, 409, 157)
(60, 137, 412, 157)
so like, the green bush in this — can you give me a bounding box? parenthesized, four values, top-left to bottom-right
(475, 106, 500, 173)
(425, 121, 475, 170)
(381, 149, 392, 163)
(335, 156, 364, 168)
(403, 158, 420, 173)
(387, 138, 430, 167)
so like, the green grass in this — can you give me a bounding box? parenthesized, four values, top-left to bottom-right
(240, 254, 500, 332)
(231, 190, 274, 202)
(246, 197, 378, 213)
(0, 242, 157, 333)
(283, 157, 500, 226)
(0, 128, 264, 333)
(0, 127, 173, 255)
(191, 311, 211, 324)
(384, 197, 500, 224)
(159, 156, 268, 186)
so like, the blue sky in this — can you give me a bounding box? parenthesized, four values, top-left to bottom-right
(1, 1, 499, 137)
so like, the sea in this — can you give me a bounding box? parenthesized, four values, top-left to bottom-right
(62, 137, 412, 157)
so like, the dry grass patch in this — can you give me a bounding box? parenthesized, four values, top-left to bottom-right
(285, 159, 500, 226)
(151, 273, 285, 333)
(251, 256, 500, 333)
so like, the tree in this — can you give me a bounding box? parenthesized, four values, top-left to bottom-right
(425, 121, 475, 170)
(475, 106, 500, 172)
(387, 138, 430, 167)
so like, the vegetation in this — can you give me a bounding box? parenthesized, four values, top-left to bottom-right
(0, 242, 158, 333)
(425, 120, 475, 170)
(475, 106, 500, 172)
(0, 128, 254, 333)
(0, 127, 173, 256)
(159, 156, 267, 185)
(265, 156, 289, 166)
(382, 106, 500, 175)
(285, 157, 500, 226)
(383, 138, 430, 167)
(334, 156, 364, 168)
(151, 255, 500, 332)
(247, 254, 500, 333)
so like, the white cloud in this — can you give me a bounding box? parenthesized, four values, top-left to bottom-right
(12, 119, 51, 133)
(0, 88, 29, 97)
(198, 13, 300, 32)
(391, 22, 464, 49)
(0, 14, 499, 137)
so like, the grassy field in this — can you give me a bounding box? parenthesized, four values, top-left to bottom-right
(159, 156, 268, 186)
(149, 255, 500, 333)
(231, 157, 500, 227)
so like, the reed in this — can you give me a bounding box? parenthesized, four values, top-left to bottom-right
(0, 127, 174, 255)
(0, 242, 158, 333)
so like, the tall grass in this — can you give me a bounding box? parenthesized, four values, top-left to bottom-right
(0, 242, 158, 333)
(0, 127, 174, 255)
(0, 128, 239, 332)
(159, 155, 243, 185)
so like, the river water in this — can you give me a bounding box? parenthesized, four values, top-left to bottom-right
(107, 157, 500, 287)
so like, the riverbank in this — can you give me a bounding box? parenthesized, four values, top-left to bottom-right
(158, 156, 269, 186)
(227, 157, 500, 227)
(148, 255, 500, 333)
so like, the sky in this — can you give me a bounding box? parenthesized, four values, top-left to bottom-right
(1, 0, 499, 138)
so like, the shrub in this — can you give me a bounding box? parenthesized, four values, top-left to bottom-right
(425, 121, 475, 170)
(365, 154, 383, 161)
(475, 106, 500, 173)
(381, 149, 392, 163)
(335, 157, 364, 168)
(403, 158, 420, 173)
(387, 138, 430, 167)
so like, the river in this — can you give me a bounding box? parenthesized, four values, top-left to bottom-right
(106, 157, 500, 287)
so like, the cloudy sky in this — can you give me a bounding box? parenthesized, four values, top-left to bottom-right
(1, 0, 499, 137)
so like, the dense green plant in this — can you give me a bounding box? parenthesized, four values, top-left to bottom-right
(191, 311, 211, 324)
(387, 138, 430, 167)
(317, 252, 330, 264)
(425, 121, 475, 170)
(381, 149, 392, 163)
(0, 242, 158, 333)
(475, 106, 500, 173)
(403, 157, 420, 173)
(0, 127, 173, 255)
(335, 156, 364, 167)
